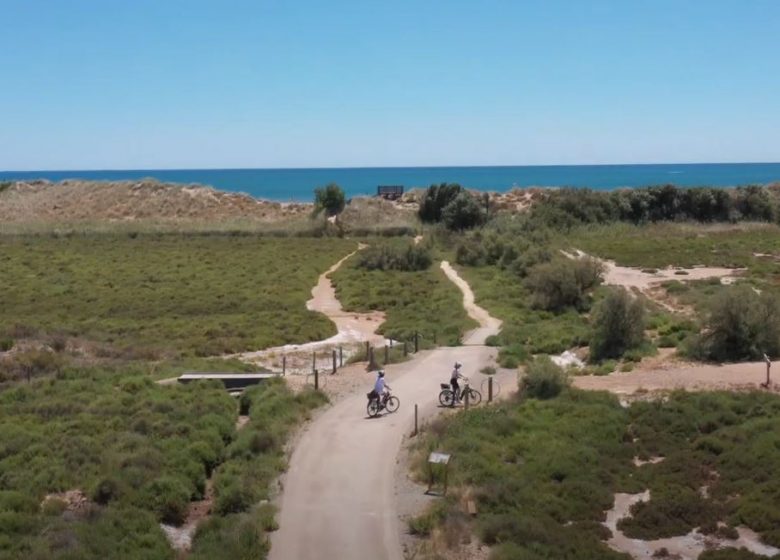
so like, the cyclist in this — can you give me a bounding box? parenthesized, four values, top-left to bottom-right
(371, 370, 390, 408)
(450, 362, 466, 406)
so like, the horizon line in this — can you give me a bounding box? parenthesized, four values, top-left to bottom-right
(2, 161, 780, 175)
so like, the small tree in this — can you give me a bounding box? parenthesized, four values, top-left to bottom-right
(442, 191, 486, 231)
(314, 183, 346, 216)
(418, 183, 463, 223)
(590, 288, 646, 361)
(525, 258, 604, 312)
(521, 355, 569, 399)
(689, 286, 780, 361)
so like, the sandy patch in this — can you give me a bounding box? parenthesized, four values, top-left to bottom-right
(573, 358, 780, 395)
(603, 490, 780, 559)
(562, 249, 745, 314)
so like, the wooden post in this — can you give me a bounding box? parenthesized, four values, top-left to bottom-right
(332, 349, 337, 374)
(415, 331, 419, 353)
(282, 356, 286, 376)
(413, 403, 418, 437)
(764, 354, 772, 388)
(384, 345, 389, 365)
(339, 346, 343, 367)
(488, 376, 493, 403)
(365, 341, 370, 360)
(314, 368, 319, 390)
(433, 332, 437, 345)
(403, 341, 408, 357)
(465, 387, 470, 410)
(312, 352, 316, 373)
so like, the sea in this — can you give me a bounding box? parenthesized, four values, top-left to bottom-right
(2, 163, 780, 202)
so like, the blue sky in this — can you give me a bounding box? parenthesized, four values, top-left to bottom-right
(1, 0, 779, 170)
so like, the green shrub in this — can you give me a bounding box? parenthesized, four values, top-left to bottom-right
(525, 258, 603, 312)
(144, 476, 191, 525)
(687, 285, 780, 361)
(441, 191, 486, 231)
(356, 243, 432, 271)
(313, 183, 346, 216)
(521, 356, 569, 399)
(590, 288, 646, 361)
(0, 337, 13, 352)
(418, 183, 463, 223)
(92, 477, 121, 505)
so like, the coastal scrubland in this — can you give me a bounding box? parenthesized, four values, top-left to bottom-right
(0, 234, 356, 362)
(0, 372, 319, 560)
(331, 239, 476, 346)
(409, 382, 780, 559)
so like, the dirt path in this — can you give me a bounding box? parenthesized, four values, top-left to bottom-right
(234, 246, 391, 373)
(562, 249, 745, 314)
(440, 261, 503, 345)
(269, 262, 505, 560)
(573, 359, 779, 395)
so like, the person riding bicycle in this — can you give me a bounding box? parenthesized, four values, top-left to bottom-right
(371, 370, 391, 409)
(450, 362, 466, 405)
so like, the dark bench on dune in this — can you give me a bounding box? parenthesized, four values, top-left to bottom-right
(377, 185, 404, 200)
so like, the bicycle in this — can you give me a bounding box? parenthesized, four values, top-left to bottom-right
(366, 391, 400, 417)
(439, 376, 482, 407)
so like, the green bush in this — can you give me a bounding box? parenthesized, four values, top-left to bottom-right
(313, 183, 346, 216)
(356, 243, 432, 271)
(441, 191, 486, 231)
(525, 258, 603, 312)
(687, 285, 780, 362)
(0, 337, 13, 352)
(418, 183, 463, 223)
(144, 476, 191, 525)
(590, 288, 646, 361)
(521, 356, 569, 399)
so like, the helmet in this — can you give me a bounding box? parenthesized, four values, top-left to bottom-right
(454, 362, 462, 369)
(378, 370, 385, 377)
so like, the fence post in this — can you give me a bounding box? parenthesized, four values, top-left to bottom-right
(413, 404, 418, 437)
(384, 345, 389, 365)
(415, 331, 419, 353)
(403, 341, 408, 357)
(312, 352, 316, 373)
(314, 368, 319, 390)
(433, 332, 437, 345)
(465, 387, 470, 410)
(282, 356, 286, 376)
(365, 341, 370, 360)
(488, 376, 493, 403)
(339, 346, 343, 367)
(332, 350, 337, 374)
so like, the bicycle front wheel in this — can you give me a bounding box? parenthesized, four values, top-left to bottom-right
(468, 389, 482, 406)
(385, 396, 400, 413)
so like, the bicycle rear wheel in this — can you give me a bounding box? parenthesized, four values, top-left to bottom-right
(385, 396, 400, 413)
(439, 390, 454, 406)
(367, 400, 380, 417)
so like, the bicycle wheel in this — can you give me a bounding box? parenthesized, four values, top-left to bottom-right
(468, 388, 482, 406)
(385, 396, 400, 413)
(367, 400, 380, 417)
(439, 390, 453, 406)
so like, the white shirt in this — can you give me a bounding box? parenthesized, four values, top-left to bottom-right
(374, 377, 385, 394)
